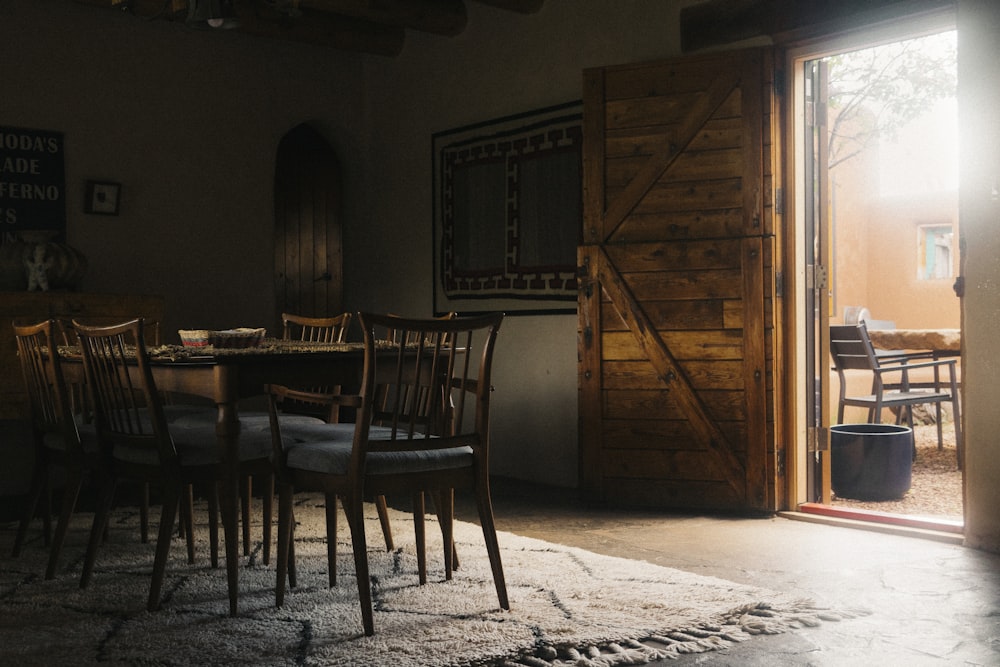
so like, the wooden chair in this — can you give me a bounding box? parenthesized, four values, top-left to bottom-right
(280, 312, 352, 421)
(386, 311, 460, 571)
(240, 313, 353, 560)
(73, 318, 275, 611)
(266, 312, 509, 636)
(830, 322, 963, 467)
(282, 312, 352, 343)
(59, 317, 185, 545)
(11, 320, 103, 579)
(275, 311, 398, 556)
(163, 314, 347, 565)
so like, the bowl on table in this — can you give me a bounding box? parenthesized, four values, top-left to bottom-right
(178, 329, 210, 348)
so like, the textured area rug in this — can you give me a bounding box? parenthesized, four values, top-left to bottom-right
(0, 494, 864, 666)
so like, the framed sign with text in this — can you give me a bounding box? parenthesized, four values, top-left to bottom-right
(432, 102, 582, 316)
(0, 126, 66, 239)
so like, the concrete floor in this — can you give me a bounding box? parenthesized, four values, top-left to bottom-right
(458, 478, 1000, 666)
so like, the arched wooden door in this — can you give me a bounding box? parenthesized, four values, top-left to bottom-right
(578, 48, 784, 512)
(274, 124, 343, 326)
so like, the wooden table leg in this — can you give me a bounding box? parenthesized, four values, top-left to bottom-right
(217, 401, 241, 617)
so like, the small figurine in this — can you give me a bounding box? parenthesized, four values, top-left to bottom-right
(24, 244, 53, 292)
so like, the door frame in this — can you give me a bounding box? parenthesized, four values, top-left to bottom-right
(782, 9, 958, 510)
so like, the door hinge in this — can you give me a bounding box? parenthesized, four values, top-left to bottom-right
(775, 187, 783, 216)
(807, 426, 829, 453)
(776, 448, 786, 477)
(775, 270, 784, 298)
(807, 264, 828, 291)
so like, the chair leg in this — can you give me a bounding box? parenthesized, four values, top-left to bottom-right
(935, 402, 944, 450)
(437, 490, 454, 581)
(240, 475, 252, 556)
(325, 493, 338, 588)
(45, 470, 83, 580)
(288, 508, 297, 589)
(342, 494, 374, 636)
(148, 486, 180, 612)
(12, 457, 47, 558)
(81, 478, 117, 589)
(429, 490, 460, 570)
(262, 474, 274, 565)
(375, 495, 394, 551)
(208, 484, 220, 569)
(275, 483, 295, 607)
(140, 483, 150, 544)
(474, 480, 509, 611)
(41, 478, 52, 547)
(181, 484, 196, 565)
(413, 492, 426, 585)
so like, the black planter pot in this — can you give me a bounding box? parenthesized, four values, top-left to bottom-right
(830, 423, 914, 500)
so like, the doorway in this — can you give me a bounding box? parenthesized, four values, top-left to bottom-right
(789, 19, 962, 529)
(273, 124, 344, 330)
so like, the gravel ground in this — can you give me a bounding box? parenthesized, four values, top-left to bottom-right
(831, 423, 963, 520)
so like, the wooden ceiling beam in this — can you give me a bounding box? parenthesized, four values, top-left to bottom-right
(679, 0, 953, 52)
(292, 0, 467, 36)
(70, 0, 547, 55)
(471, 0, 543, 13)
(73, 0, 184, 18)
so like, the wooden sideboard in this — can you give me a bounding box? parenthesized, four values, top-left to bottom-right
(0, 292, 164, 499)
(0, 291, 165, 422)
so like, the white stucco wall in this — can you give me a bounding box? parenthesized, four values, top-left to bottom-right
(342, 1, 700, 486)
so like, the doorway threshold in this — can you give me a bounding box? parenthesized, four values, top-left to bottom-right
(780, 503, 964, 544)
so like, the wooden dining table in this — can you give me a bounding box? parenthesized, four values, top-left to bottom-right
(62, 339, 368, 616)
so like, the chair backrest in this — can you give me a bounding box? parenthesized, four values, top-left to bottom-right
(60, 318, 162, 347)
(830, 323, 880, 372)
(73, 318, 175, 466)
(13, 319, 82, 452)
(385, 312, 457, 345)
(282, 312, 352, 343)
(280, 312, 354, 421)
(356, 312, 503, 455)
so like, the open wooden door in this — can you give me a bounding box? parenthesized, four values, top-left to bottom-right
(578, 48, 784, 512)
(274, 124, 343, 328)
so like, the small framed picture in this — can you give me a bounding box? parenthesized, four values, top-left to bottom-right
(85, 180, 121, 215)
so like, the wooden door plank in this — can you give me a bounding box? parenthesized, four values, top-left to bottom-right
(603, 418, 747, 450)
(603, 359, 745, 390)
(603, 330, 744, 360)
(604, 389, 746, 421)
(605, 239, 742, 272)
(603, 69, 741, 241)
(595, 247, 746, 498)
(601, 299, 728, 331)
(741, 236, 768, 506)
(740, 50, 765, 236)
(623, 270, 744, 301)
(577, 245, 603, 492)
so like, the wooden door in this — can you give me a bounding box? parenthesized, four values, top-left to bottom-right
(578, 48, 783, 512)
(274, 124, 343, 327)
